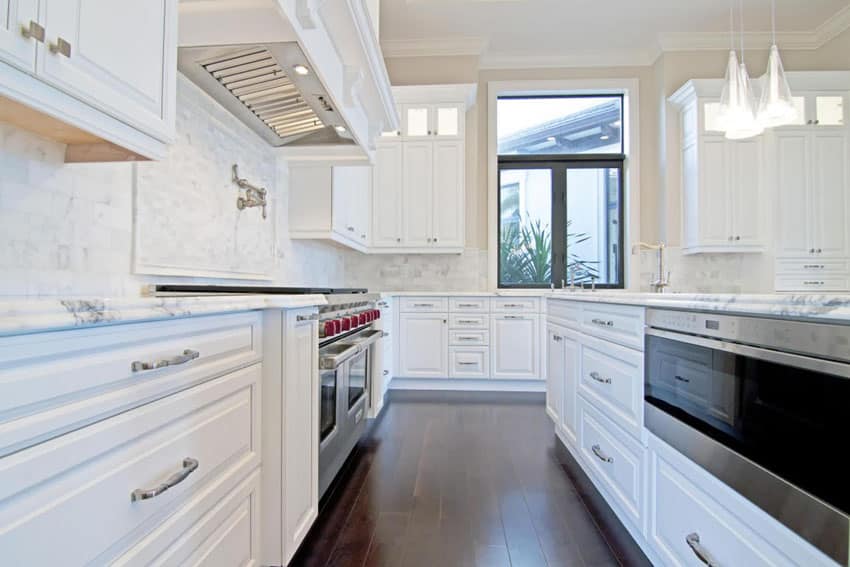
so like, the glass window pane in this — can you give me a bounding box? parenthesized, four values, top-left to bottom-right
(566, 167, 621, 285)
(436, 106, 459, 136)
(406, 106, 429, 136)
(816, 96, 844, 126)
(498, 96, 623, 155)
(499, 168, 552, 286)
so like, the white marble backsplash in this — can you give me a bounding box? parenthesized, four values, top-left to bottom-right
(636, 247, 774, 294)
(0, 75, 345, 297)
(344, 248, 488, 291)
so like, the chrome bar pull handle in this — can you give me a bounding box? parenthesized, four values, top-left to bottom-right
(21, 20, 45, 42)
(591, 444, 613, 463)
(296, 313, 319, 321)
(674, 374, 691, 384)
(591, 318, 614, 327)
(590, 371, 612, 384)
(131, 458, 199, 502)
(131, 349, 199, 372)
(686, 533, 719, 566)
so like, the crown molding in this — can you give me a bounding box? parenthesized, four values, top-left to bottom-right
(380, 37, 488, 58)
(479, 48, 660, 70)
(814, 3, 850, 47)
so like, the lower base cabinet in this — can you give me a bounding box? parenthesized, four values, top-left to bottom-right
(648, 434, 836, 567)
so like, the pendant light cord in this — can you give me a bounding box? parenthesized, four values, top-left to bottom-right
(739, 0, 745, 62)
(771, 0, 777, 46)
(729, 1, 734, 51)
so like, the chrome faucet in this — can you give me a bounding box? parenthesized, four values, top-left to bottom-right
(635, 241, 671, 293)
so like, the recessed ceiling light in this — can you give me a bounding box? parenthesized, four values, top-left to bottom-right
(546, 136, 556, 142)
(293, 64, 310, 75)
(335, 125, 347, 134)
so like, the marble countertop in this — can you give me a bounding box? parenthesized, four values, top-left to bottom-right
(0, 294, 327, 337)
(380, 290, 850, 323)
(547, 291, 850, 323)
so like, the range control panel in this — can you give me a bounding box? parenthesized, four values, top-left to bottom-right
(646, 309, 740, 341)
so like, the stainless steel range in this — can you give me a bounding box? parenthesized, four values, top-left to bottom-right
(152, 284, 384, 499)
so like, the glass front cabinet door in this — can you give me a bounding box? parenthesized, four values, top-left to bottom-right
(401, 104, 464, 139)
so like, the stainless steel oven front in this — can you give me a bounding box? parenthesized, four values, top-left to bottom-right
(318, 327, 382, 499)
(644, 308, 850, 565)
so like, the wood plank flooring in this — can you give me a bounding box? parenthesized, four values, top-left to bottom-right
(291, 393, 632, 567)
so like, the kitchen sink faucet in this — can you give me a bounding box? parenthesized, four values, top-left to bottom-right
(635, 241, 671, 293)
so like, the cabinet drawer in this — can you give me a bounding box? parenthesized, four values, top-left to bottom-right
(579, 336, 644, 439)
(449, 347, 490, 378)
(0, 312, 261, 457)
(399, 297, 448, 312)
(449, 297, 490, 313)
(581, 304, 645, 350)
(449, 330, 489, 346)
(0, 365, 261, 566)
(449, 314, 488, 329)
(492, 297, 540, 313)
(775, 276, 849, 292)
(112, 468, 260, 567)
(776, 259, 849, 274)
(547, 299, 582, 328)
(648, 435, 832, 567)
(578, 399, 644, 531)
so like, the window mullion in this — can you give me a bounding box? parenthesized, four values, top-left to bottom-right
(551, 164, 567, 288)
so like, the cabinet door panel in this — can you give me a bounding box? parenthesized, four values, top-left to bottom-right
(730, 139, 762, 245)
(372, 142, 404, 247)
(403, 142, 433, 246)
(283, 319, 319, 562)
(561, 333, 579, 447)
(0, 0, 38, 72)
(491, 315, 540, 380)
(432, 140, 464, 247)
(38, 0, 174, 140)
(811, 133, 849, 257)
(698, 138, 731, 245)
(546, 325, 565, 424)
(398, 313, 447, 378)
(434, 103, 463, 138)
(775, 133, 811, 257)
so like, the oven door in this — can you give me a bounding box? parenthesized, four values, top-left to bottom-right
(319, 368, 338, 445)
(645, 328, 850, 564)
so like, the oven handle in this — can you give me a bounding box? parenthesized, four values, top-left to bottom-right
(646, 327, 850, 380)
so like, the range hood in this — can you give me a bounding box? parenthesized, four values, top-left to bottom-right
(178, 42, 354, 147)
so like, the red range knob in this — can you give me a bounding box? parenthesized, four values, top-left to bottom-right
(333, 319, 341, 334)
(341, 318, 351, 331)
(349, 315, 359, 327)
(374, 309, 381, 319)
(359, 313, 368, 325)
(324, 321, 335, 337)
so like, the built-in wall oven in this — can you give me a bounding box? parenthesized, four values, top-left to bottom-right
(645, 309, 850, 565)
(318, 297, 383, 499)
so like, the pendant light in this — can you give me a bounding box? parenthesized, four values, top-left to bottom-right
(724, 0, 763, 140)
(757, 0, 797, 127)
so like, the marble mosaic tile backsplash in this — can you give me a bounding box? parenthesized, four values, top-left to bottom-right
(344, 248, 489, 291)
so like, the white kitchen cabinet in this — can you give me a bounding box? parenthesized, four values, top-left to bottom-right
(289, 164, 372, 252)
(432, 140, 465, 247)
(0, 0, 176, 161)
(401, 102, 464, 140)
(372, 142, 404, 247)
(262, 308, 320, 566)
(560, 331, 580, 448)
(670, 81, 766, 254)
(402, 141, 434, 247)
(775, 127, 850, 290)
(491, 314, 540, 380)
(398, 312, 448, 378)
(370, 84, 475, 254)
(546, 325, 565, 425)
(0, 0, 38, 72)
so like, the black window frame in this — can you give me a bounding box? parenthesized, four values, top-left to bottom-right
(496, 94, 626, 290)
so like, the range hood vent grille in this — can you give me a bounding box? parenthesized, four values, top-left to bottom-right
(201, 47, 324, 139)
(178, 43, 353, 147)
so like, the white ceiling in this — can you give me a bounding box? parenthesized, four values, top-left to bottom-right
(379, 0, 850, 65)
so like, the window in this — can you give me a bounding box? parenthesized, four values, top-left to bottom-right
(497, 95, 625, 288)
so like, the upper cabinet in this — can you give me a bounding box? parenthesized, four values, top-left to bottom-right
(289, 163, 373, 253)
(0, 0, 177, 162)
(371, 84, 476, 254)
(670, 81, 766, 255)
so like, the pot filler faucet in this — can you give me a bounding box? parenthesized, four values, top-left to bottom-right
(635, 241, 671, 293)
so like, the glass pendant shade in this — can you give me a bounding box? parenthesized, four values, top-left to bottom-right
(757, 45, 797, 128)
(717, 49, 739, 132)
(724, 62, 764, 140)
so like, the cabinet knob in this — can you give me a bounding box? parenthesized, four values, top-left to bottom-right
(735, 236, 741, 241)
(347, 226, 355, 232)
(810, 248, 816, 254)
(396, 237, 401, 242)
(817, 248, 822, 253)
(814, 120, 821, 125)
(807, 120, 814, 125)
(20, 20, 45, 42)
(49, 37, 71, 58)
(433, 237, 438, 243)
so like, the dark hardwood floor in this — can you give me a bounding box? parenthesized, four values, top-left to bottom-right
(292, 392, 640, 567)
